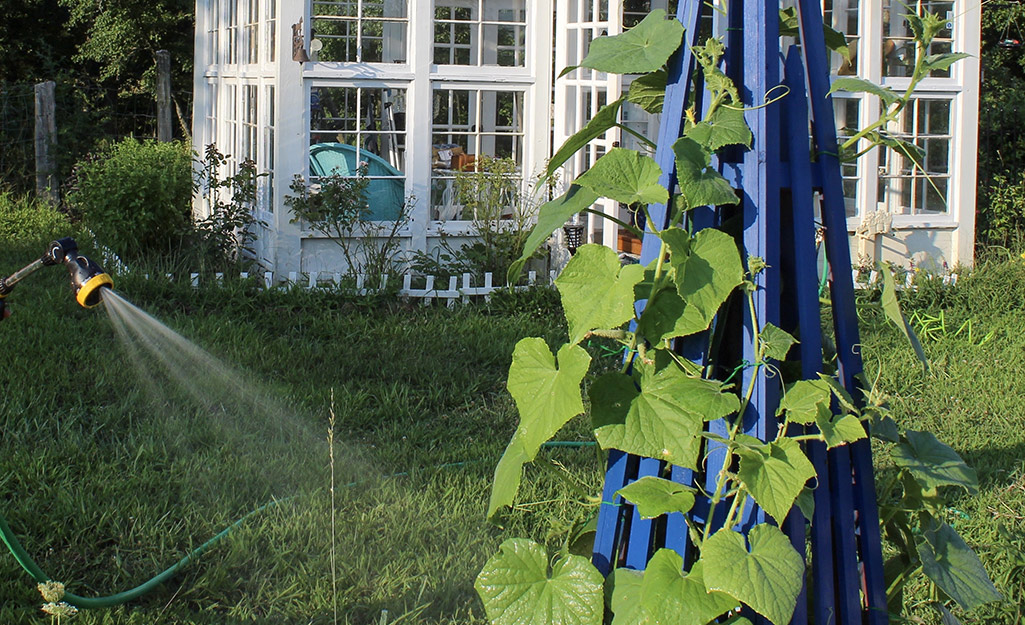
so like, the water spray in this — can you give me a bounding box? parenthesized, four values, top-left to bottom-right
(0, 237, 113, 314)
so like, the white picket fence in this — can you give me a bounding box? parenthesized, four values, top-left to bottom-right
(150, 269, 557, 307)
(851, 268, 958, 291)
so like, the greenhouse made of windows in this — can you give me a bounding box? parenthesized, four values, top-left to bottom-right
(192, 0, 981, 278)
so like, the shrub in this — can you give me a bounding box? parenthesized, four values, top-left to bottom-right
(0, 192, 71, 244)
(67, 138, 193, 261)
(978, 172, 1025, 249)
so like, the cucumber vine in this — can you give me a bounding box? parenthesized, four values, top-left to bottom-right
(476, 8, 999, 625)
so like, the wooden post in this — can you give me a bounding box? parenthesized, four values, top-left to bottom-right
(34, 80, 58, 203)
(156, 50, 173, 141)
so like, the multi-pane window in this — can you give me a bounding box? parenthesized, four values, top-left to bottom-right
(225, 0, 238, 65)
(309, 86, 407, 220)
(243, 0, 260, 64)
(224, 84, 238, 169)
(623, 0, 677, 28)
(824, 0, 860, 75)
(311, 1, 409, 63)
(264, 85, 275, 213)
(883, 0, 955, 77)
(207, 0, 220, 64)
(834, 97, 862, 217)
(242, 84, 259, 163)
(266, 0, 277, 63)
(877, 98, 952, 215)
(434, 0, 527, 67)
(431, 87, 524, 220)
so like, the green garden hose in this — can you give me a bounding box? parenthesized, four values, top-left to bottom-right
(0, 441, 595, 609)
(0, 499, 283, 609)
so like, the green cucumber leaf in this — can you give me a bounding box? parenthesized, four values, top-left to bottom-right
(917, 521, 1002, 611)
(669, 227, 745, 335)
(795, 486, 815, 523)
(475, 538, 604, 625)
(685, 105, 752, 151)
(608, 568, 648, 625)
(556, 244, 646, 345)
(578, 10, 684, 75)
(595, 362, 739, 469)
(640, 553, 738, 625)
(673, 137, 740, 210)
(575, 148, 668, 206)
(777, 379, 833, 424)
(626, 70, 667, 114)
(737, 437, 817, 524)
(814, 404, 867, 449)
(589, 372, 638, 430)
(507, 185, 599, 284)
(758, 323, 798, 361)
(893, 430, 978, 494)
(615, 476, 696, 519)
(547, 99, 625, 179)
(701, 524, 806, 625)
(489, 339, 590, 517)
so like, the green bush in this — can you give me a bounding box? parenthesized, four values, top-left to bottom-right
(67, 139, 193, 261)
(978, 172, 1025, 249)
(0, 192, 71, 244)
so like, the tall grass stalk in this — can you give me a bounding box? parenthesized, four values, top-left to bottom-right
(329, 388, 338, 625)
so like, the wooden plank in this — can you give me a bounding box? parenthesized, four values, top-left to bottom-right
(796, 1, 889, 620)
(33, 81, 57, 204)
(156, 50, 173, 142)
(593, 449, 630, 576)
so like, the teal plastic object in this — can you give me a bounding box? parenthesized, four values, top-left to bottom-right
(309, 143, 405, 221)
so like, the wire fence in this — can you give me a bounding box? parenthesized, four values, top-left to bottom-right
(0, 78, 187, 196)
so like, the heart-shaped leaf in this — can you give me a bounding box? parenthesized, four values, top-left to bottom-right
(578, 10, 684, 75)
(777, 379, 832, 424)
(701, 524, 805, 625)
(595, 363, 739, 469)
(685, 105, 752, 151)
(640, 552, 738, 625)
(814, 404, 866, 449)
(758, 323, 797, 361)
(737, 437, 816, 524)
(489, 339, 590, 517)
(556, 244, 646, 345)
(575, 148, 668, 206)
(476, 539, 604, 625)
(670, 228, 744, 335)
(626, 70, 667, 114)
(673, 137, 740, 210)
(616, 476, 696, 519)
(608, 568, 648, 625)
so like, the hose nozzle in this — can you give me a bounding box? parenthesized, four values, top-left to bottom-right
(67, 255, 113, 308)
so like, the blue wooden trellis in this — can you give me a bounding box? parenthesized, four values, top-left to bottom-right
(591, 2, 888, 624)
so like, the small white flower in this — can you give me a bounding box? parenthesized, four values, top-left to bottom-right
(309, 183, 322, 195)
(37, 581, 64, 603)
(41, 601, 78, 618)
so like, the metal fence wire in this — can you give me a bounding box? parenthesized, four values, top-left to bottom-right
(0, 78, 176, 196)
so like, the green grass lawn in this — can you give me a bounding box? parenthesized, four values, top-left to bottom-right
(1, 230, 1023, 624)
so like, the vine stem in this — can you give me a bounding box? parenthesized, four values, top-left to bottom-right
(704, 285, 764, 541)
(620, 211, 669, 374)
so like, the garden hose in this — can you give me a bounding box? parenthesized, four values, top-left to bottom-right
(0, 441, 595, 608)
(0, 499, 285, 609)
